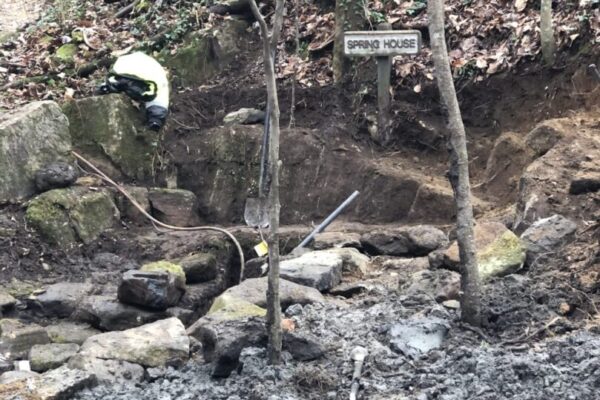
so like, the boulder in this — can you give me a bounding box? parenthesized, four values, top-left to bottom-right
(114, 185, 150, 224)
(0, 370, 40, 384)
(63, 94, 156, 180)
(400, 269, 461, 302)
(80, 318, 189, 368)
(437, 221, 525, 281)
(148, 188, 199, 226)
(179, 278, 228, 317)
(72, 295, 168, 331)
(163, 19, 250, 86)
(382, 257, 430, 271)
(0, 101, 71, 203)
(25, 187, 120, 247)
(209, 0, 251, 15)
(68, 354, 144, 384)
(140, 261, 186, 285)
(0, 290, 16, 313)
(520, 215, 578, 266)
(311, 231, 362, 250)
(525, 120, 567, 157)
(282, 332, 325, 361)
(207, 294, 267, 319)
(278, 250, 343, 292)
(514, 123, 599, 232)
(165, 307, 195, 326)
(34, 162, 78, 193)
(223, 108, 265, 125)
(45, 322, 100, 346)
(220, 277, 325, 309)
(29, 343, 79, 373)
(326, 247, 370, 276)
(0, 319, 50, 360)
(27, 282, 94, 318)
(360, 225, 448, 257)
(187, 313, 266, 378)
(329, 281, 381, 298)
(0, 365, 96, 400)
(175, 253, 218, 283)
(483, 132, 534, 204)
(388, 317, 449, 359)
(117, 270, 186, 311)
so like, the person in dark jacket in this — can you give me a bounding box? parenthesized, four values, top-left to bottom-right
(97, 52, 170, 131)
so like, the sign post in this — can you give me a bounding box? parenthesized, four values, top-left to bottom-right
(344, 28, 421, 145)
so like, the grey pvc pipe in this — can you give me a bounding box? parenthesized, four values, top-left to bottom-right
(296, 190, 360, 250)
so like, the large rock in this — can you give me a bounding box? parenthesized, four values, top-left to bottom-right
(0, 289, 16, 313)
(221, 277, 325, 309)
(29, 343, 79, 372)
(62, 94, 155, 180)
(360, 225, 448, 257)
(175, 252, 218, 283)
(45, 322, 100, 346)
(72, 295, 168, 331)
(278, 251, 344, 292)
(0, 319, 50, 360)
(25, 187, 120, 247)
(400, 269, 461, 302)
(525, 120, 568, 157)
(34, 162, 78, 193)
(118, 270, 186, 311)
(80, 318, 189, 368)
(148, 188, 199, 226)
(435, 221, 526, 281)
(114, 185, 150, 224)
(514, 117, 599, 232)
(0, 101, 71, 203)
(27, 282, 94, 318)
(311, 231, 362, 250)
(163, 19, 250, 86)
(207, 294, 267, 319)
(68, 354, 145, 384)
(483, 132, 534, 204)
(521, 215, 578, 266)
(0, 365, 96, 400)
(223, 108, 265, 125)
(187, 313, 266, 378)
(0, 370, 40, 384)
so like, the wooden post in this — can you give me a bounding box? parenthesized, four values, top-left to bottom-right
(376, 23, 392, 145)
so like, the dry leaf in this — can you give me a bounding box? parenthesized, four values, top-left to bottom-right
(413, 84, 422, 93)
(515, 0, 528, 12)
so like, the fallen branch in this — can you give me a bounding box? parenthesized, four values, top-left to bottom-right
(0, 74, 57, 92)
(114, 0, 141, 18)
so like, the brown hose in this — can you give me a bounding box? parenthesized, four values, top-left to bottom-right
(71, 150, 245, 282)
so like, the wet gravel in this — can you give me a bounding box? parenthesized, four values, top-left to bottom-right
(73, 285, 600, 400)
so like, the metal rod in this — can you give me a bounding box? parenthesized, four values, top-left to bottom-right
(296, 190, 360, 249)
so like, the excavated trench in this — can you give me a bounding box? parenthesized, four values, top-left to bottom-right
(1, 52, 599, 400)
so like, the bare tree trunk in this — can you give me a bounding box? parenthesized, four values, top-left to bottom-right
(249, 0, 285, 364)
(333, 0, 364, 83)
(540, 0, 555, 66)
(428, 0, 482, 326)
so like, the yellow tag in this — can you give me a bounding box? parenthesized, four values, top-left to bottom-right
(254, 241, 268, 257)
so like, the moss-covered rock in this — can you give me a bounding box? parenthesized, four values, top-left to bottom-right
(62, 94, 156, 181)
(478, 231, 526, 280)
(54, 43, 78, 64)
(440, 221, 526, 281)
(162, 19, 249, 86)
(26, 187, 120, 247)
(140, 261, 186, 287)
(207, 294, 267, 319)
(0, 101, 71, 203)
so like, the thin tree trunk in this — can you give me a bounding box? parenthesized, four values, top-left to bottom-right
(249, 0, 284, 364)
(540, 0, 555, 66)
(333, 0, 364, 83)
(428, 0, 481, 326)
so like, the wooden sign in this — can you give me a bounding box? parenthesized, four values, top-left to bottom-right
(344, 30, 421, 57)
